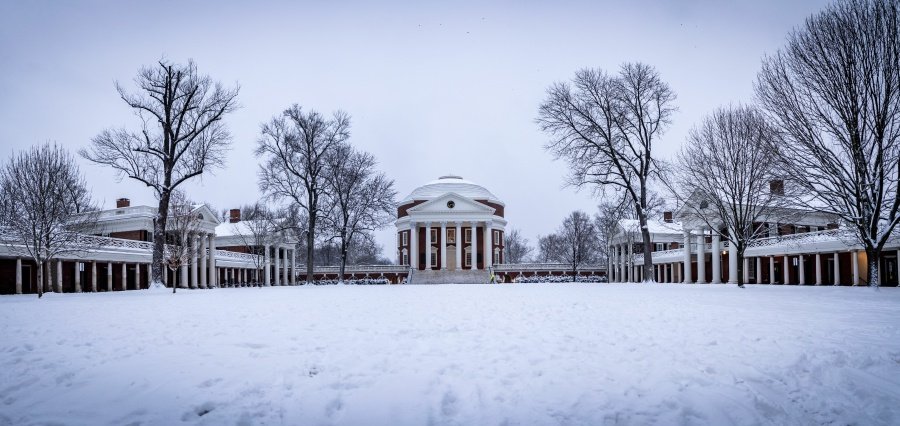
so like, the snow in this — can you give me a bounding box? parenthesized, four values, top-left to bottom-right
(2, 284, 899, 425)
(619, 218, 683, 236)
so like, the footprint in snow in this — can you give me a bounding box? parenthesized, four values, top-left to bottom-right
(181, 401, 216, 421)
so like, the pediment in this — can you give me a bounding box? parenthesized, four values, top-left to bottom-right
(407, 192, 495, 214)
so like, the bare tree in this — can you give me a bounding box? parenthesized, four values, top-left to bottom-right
(536, 233, 562, 263)
(81, 59, 239, 288)
(539, 211, 601, 280)
(756, 0, 900, 287)
(503, 228, 533, 264)
(163, 191, 203, 294)
(256, 105, 350, 283)
(323, 143, 397, 282)
(667, 105, 787, 288)
(595, 200, 628, 276)
(538, 62, 676, 283)
(231, 202, 283, 286)
(0, 143, 98, 297)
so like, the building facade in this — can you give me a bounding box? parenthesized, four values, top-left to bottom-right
(395, 175, 507, 272)
(608, 203, 900, 287)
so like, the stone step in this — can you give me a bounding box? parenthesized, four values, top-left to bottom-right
(410, 269, 491, 284)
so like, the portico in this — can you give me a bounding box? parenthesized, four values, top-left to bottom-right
(396, 176, 507, 276)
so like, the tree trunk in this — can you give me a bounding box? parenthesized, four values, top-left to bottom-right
(306, 215, 315, 285)
(640, 217, 653, 283)
(736, 248, 745, 288)
(867, 248, 880, 288)
(339, 231, 347, 283)
(151, 191, 172, 287)
(36, 260, 44, 298)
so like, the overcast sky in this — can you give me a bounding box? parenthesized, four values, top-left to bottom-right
(0, 0, 830, 258)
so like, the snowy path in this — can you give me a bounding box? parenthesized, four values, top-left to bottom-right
(1, 284, 899, 425)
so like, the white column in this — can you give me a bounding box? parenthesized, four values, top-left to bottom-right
(696, 232, 706, 284)
(54, 260, 62, 293)
(282, 249, 289, 285)
(290, 249, 296, 285)
(852, 250, 860, 286)
(769, 256, 776, 284)
(711, 233, 721, 284)
(625, 241, 632, 282)
(756, 257, 763, 284)
(815, 253, 822, 285)
(263, 244, 271, 286)
(663, 263, 669, 283)
(455, 223, 462, 271)
(783, 255, 790, 285)
(180, 263, 188, 289)
(683, 230, 692, 284)
(833, 252, 841, 285)
(119, 263, 126, 290)
(471, 222, 479, 270)
(410, 222, 418, 270)
(199, 236, 207, 289)
(742, 257, 750, 283)
(485, 221, 493, 269)
(136, 263, 141, 290)
(425, 222, 432, 269)
(208, 233, 217, 288)
(656, 264, 661, 282)
(441, 222, 448, 270)
(91, 261, 97, 292)
(106, 262, 113, 291)
(190, 233, 198, 289)
(799, 254, 806, 285)
(15, 257, 22, 294)
(274, 247, 281, 286)
(74, 262, 81, 292)
(727, 231, 738, 284)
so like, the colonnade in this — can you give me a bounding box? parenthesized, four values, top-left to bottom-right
(407, 220, 495, 271)
(7, 245, 300, 294)
(608, 231, 884, 286)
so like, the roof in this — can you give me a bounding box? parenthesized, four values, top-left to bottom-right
(618, 219, 683, 236)
(400, 175, 503, 204)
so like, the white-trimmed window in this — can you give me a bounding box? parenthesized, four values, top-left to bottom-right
(493, 230, 500, 244)
(465, 249, 472, 267)
(493, 249, 500, 265)
(447, 229, 456, 244)
(402, 231, 408, 246)
(430, 228, 437, 242)
(655, 243, 665, 252)
(464, 229, 471, 243)
(402, 249, 409, 266)
(431, 252, 438, 268)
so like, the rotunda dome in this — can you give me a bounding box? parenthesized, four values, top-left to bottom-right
(400, 175, 502, 204)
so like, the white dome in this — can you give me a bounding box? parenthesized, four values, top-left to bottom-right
(400, 175, 502, 204)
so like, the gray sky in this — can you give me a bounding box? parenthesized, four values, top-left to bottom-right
(0, 0, 829, 259)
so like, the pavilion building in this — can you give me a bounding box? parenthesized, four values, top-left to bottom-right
(395, 175, 507, 283)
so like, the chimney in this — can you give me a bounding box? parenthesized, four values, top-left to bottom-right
(770, 180, 785, 196)
(229, 208, 241, 223)
(116, 198, 130, 208)
(663, 211, 673, 223)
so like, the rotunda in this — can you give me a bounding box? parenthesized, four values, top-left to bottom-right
(396, 175, 507, 271)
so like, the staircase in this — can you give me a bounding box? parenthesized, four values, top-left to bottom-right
(408, 269, 491, 284)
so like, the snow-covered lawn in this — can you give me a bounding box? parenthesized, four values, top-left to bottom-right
(2, 284, 899, 425)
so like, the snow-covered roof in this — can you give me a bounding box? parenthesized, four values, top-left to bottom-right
(400, 175, 503, 205)
(215, 221, 254, 237)
(618, 219, 683, 236)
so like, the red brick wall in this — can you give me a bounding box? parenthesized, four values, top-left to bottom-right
(110, 230, 149, 241)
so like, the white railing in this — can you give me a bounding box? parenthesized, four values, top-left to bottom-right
(747, 228, 846, 249)
(213, 249, 260, 263)
(75, 234, 156, 251)
(493, 263, 606, 272)
(303, 264, 409, 274)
